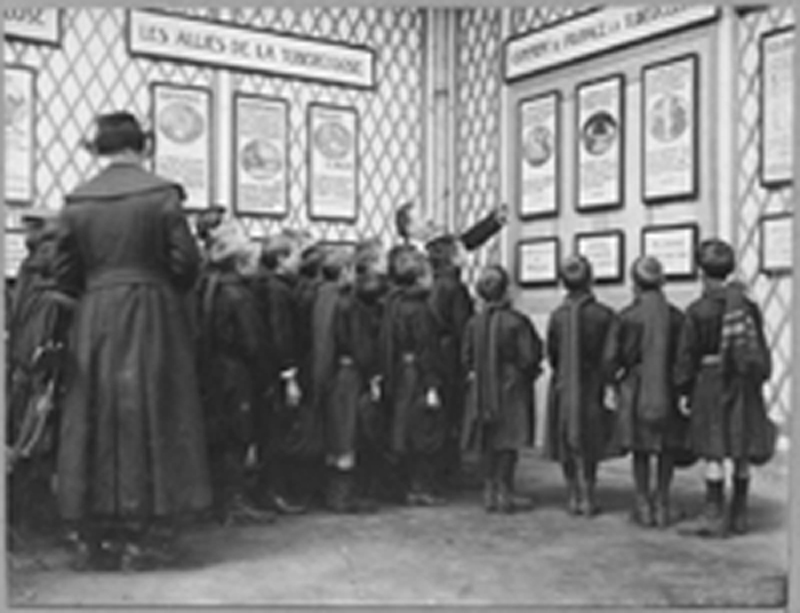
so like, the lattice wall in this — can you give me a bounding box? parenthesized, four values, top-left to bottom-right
(510, 6, 597, 36)
(454, 8, 503, 289)
(4, 8, 424, 249)
(736, 7, 795, 435)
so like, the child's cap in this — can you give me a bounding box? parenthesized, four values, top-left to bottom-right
(560, 255, 593, 290)
(631, 255, 665, 290)
(476, 264, 509, 302)
(697, 238, 735, 279)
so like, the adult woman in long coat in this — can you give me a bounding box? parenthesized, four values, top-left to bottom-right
(53, 112, 211, 571)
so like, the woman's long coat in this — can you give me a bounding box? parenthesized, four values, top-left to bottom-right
(53, 162, 211, 522)
(461, 304, 542, 452)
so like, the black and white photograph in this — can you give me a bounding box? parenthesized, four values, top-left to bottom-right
(2, 4, 797, 611)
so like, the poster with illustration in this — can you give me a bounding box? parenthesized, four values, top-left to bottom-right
(152, 83, 212, 210)
(308, 103, 359, 222)
(518, 92, 560, 219)
(5, 66, 35, 204)
(577, 75, 623, 211)
(642, 54, 698, 203)
(234, 94, 288, 217)
(761, 27, 794, 188)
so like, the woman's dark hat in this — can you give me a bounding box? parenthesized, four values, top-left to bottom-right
(80, 111, 153, 156)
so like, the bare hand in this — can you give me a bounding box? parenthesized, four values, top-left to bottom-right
(604, 386, 618, 411)
(286, 378, 302, 407)
(495, 204, 509, 225)
(426, 388, 441, 409)
(678, 396, 691, 417)
(370, 377, 382, 402)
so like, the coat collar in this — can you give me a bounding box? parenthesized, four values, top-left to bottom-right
(66, 163, 184, 203)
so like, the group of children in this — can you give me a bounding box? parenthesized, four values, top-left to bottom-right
(194, 206, 775, 538)
(6, 202, 775, 550)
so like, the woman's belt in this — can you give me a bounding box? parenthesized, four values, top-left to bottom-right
(700, 355, 722, 367)
(339, 355, 355, 366)
(87, 268, 167, 291)
(401, 352, 416, 364)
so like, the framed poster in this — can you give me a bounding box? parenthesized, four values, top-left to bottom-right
(5, 65, 36, 205)
(759, 212, 792, 275)
(518, 91, 560, 220)
(760, 27, 795, 188)
(233, 93, 289, 218)
(576, 74, 624, 212)
(151, 82, 213, 210)
(575, 229, 625, 284)
(641, 223, 699, 280)
(307, 103, 359, 223)
(515, 237, 560, 288)
(4, 230, 28, 278)
(642, 54, 699, 204)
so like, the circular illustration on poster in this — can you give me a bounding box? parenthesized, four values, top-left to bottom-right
(158, 102, 205, 145)
(522, 125, 553, 168)
(581, 111, 618, 156)
(649, 94, 689, 143)
(5, 84, 27, 132)
(240, 139, 283, 180)
(313, 121, 353, 160)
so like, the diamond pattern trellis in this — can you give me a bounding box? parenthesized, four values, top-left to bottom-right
(4, 8, 424, 253)
(455, 8, 503, 290)
(736, 7, 795, 434)
(510, 6, 597, 36)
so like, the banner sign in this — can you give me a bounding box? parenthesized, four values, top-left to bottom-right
(128, 9, 376, 90)
(504, 6, 718, 81)
(4, 9, 61, 46)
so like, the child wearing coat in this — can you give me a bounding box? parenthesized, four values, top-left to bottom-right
(674, 239, 774, 537)
(326, 239, 388, 512)
(545, 255, 617, 517)
(462, 265, 543, 514)
(195, 219, 274, 526)
(379, 247, 444, 506)
(603, 256, 689, 528)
